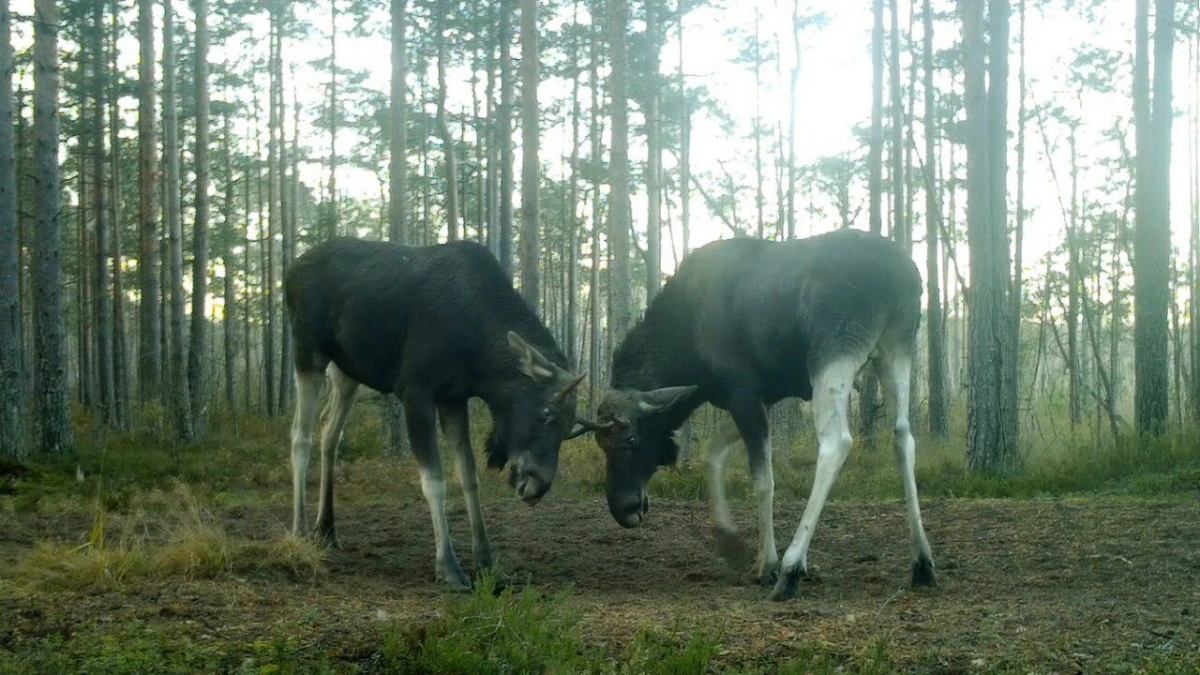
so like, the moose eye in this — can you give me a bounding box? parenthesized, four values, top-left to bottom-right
(622, 435, 637, 450)
(540, 407, 555, 425)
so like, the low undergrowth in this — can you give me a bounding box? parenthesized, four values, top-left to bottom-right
(3, 573, 1195, 675)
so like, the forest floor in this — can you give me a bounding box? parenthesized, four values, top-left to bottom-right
(2, 487, 1199, 673)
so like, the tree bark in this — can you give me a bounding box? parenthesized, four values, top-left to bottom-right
(860, 0, 885, 442)
(32, 0, 70, 453)
(786, 0, 801, 240)
(498, 0, 515, 275)
(109, 0, 129, 430)
(137, 0, 161, 404)
(964, 0, 1016, 471)
(163, 0, 193, 440)
(608, 0, 632, 345)
(1133, 0, 1174, 435)
(646, 0, 662, 299)
(0, 0, 23, 459)
(221, 109, 237, 422)
(890, 0, 906, 247)
(519, 0, 540, 310)
(92, 0, 114, 428)
(383, 0, 409, 455)
(922, 0, 946, 438)
(188, 0, 210, 432)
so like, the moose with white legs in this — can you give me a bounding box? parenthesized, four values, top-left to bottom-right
(284, 237, 585, 590)
(574, 229, 936, 601)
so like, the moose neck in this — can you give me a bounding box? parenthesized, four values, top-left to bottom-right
(611, 319, 707, 436)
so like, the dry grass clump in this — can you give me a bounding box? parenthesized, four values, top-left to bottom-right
(8, 483, 328, 591)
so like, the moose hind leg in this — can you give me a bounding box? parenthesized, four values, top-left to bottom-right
(406, 393, 471, 590)
(440, 403, 495, 572)
(313, 363, 359, 548)
(875, 351, 936, 587)
(771, 356, 859, 602)
(290, 368, 325, 537)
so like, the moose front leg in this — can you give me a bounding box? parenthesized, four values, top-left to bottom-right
(439, 403, 495, 573)
(406, 392, 471, 591)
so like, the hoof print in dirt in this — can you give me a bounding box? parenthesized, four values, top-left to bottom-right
(714, 527, 752, 569)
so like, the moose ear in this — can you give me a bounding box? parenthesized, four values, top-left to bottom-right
(507, 331, 560, 384)
(635, 385, 698, 415)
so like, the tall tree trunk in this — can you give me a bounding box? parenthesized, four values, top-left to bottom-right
(382, 0, 409, 455)
(566, 0, 582, 364)
(93, 0, 114, 428)
(389, 0, 408, 244)
(923, 0, 946, 438)
(264, 6, 280, 417)
(32, 0, 70, 453)
(990, 0, 1018, 453)
(188, 0, 210, 433)
(679, 1, 690, 258)
(163, 0, 192, 441)
(860, 0, 885, 442)
(221, 108, 237, 422)
(328, 0, 339, 236)
(890, 0, 906, 247)
(786, 0, 800, 240)
(498, 0, 514, 275)
(109, 0, 129, 431)
(964, 0, 1015, 471)
(1009, 0, 1026, 432)
(0, 0, 23, 459)
(137, 0, 161, 404)
(1067, 126, 1081, 428)
(588, 15, 603, 412)
(1192, 26, 1200, 423)
(869, 0, 884, 236)
(646, 0, 662, 299)
(519, 0, 540, 310)
(608, 0, 633, 344)
(435, 10, 459, 242)
(277, 53, 293, 412)
(1133, 0, 1174, 435)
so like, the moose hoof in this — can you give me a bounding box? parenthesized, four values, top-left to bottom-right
(438, 567, 473, 593)
(714, 527, 751, 569)
(754, 559, 780, 587)
(768, 566, 806, 602)
(312, 525, 341, 550)
(911, 557, 937, 588)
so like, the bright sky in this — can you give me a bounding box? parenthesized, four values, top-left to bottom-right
(8, 0, 1196, 296)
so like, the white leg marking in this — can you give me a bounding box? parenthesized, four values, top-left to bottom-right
(753, 435, 778, 579)
(419, 466, 462, 580)
(290, 369, 326, 536)
(780, 357, 859, 575)
(313, 363, 358, 542)
(442, 406, 493, 569)
(704, 419, 743, 533)
(877, 351, 936, 579)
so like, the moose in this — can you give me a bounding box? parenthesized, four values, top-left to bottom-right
(575, 228, 937, 601)
(284, 237, 585, 590)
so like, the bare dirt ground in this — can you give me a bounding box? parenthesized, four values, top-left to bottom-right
(2, 495, 1198, 672)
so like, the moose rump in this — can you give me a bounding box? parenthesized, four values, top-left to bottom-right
(284, 237, 583, 590)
